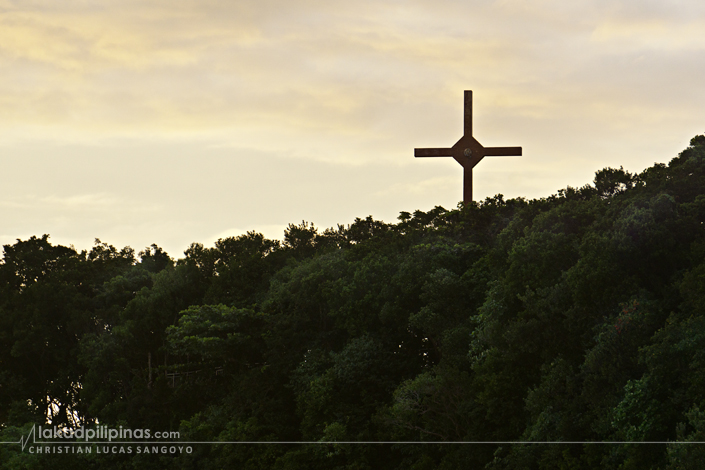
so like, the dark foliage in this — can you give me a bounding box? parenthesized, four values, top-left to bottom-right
(2, 136, 705, 468)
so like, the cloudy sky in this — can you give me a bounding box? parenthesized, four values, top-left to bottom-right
(2, 0, 704, 258)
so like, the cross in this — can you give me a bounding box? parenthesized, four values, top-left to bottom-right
(414, 90, 522, 203)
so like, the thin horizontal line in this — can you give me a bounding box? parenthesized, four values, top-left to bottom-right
(14, 441, 705, 445)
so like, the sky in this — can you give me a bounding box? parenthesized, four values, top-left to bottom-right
(2, 0, 705, 259)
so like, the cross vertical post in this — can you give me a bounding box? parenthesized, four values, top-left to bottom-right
(464, 90, 472, 137)
(464, 165, 472, 203)
(414, 90, 522, 203)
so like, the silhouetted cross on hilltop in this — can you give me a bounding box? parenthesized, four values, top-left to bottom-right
(415, 90, 522, 202)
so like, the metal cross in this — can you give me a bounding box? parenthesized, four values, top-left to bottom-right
(414, 90, 522, 203)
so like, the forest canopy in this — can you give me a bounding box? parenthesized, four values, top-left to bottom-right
(2, 135, 705, 469)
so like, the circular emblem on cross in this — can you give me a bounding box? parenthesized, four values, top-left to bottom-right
(464, 148, 472, 157)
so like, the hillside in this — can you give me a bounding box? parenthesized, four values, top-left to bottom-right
(2, 135, 705, 469)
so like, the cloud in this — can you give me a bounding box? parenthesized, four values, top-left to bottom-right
(0, 0, 538, 138)
(591, 18, 705, 51)
(0, 192, 161, 214)
(2, 0, 703, 150)
(1, 0, 705, 258)
(375, 176, 457, 198)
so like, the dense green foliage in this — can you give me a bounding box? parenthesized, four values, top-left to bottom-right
(2, 136, 705, 468)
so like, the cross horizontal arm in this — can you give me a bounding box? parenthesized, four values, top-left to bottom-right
(414, 148, 454, 157)
(483, 146, 522, 156)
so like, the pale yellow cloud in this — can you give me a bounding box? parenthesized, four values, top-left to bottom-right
(0, 1, 265, 70)
(592, 18, 705, 50)
(1, 0, 704, 258)
(375, 176, 458, 197)
(0, 0, 524, 138)
(0, 0, 704, 168)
